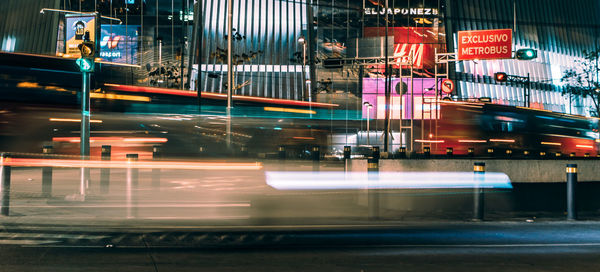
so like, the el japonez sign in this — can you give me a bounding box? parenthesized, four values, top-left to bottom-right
(457, 29, 512, 60)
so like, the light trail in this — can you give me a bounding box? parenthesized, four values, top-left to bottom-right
(266, 171, 512, 190)
(49, 118, 103, 123)
(0, 158, 262, 170)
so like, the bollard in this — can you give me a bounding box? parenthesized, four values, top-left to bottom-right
(126, 154, 138, 219)
(42, 145, 53, 197)
(566, 164, 577, 220)
(446, 147, 453, 157)
(555, 152, 562, 158)
(1, 153, 11, 216)
(505, 149, 512, 157)
(423, 146, 431, 158)
(152, 145, 161, 188)
(100, 145, 111, 194)
(467, 147, 475, 157)
(523, 150, 530, 158)
(368, 146, 380, 219)
(278, 146, 286, 160)
(473, 162, 485, 221)
(570, 152, 576, 158)
(487, 148, 494, 157)
(539, 151, 547, 158)
(343, 146, 351, 172)
(398, 147, 407, 159)
(584, 153, 590, 158)
(312, 146, 320, 172)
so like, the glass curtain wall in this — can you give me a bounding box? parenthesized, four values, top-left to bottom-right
(446, 0, 600, 116)
(199, 0, 308, 99)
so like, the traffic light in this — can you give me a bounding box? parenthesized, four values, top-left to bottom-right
(78, 31, 95, 58)
(76, 31, 95, 72)
(494, 72, 508, 82)
(78, 41, 95, 58)
(515, 48, 537, 60)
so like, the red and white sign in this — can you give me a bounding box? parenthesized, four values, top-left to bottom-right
(457, 29, 512, 60)
(364, 27, 443, 70)
(441, 79, 454, 94)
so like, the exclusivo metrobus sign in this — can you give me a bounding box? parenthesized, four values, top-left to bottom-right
(457, 29, 512, 60)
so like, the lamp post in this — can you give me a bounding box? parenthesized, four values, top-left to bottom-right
(298, 35, 308, 101)
(364, 102, 373, 146)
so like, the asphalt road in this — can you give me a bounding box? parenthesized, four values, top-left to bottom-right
(1, 222, 600, 271)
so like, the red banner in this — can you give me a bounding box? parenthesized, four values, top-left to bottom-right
(363, 27, 445, 70)
(457, 29, 512, 60)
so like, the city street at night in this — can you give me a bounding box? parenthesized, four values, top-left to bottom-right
(2, 0, 600, 270)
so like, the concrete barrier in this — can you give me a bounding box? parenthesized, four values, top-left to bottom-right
(345, 159, 600, 214)
(348, 159, 600, 183)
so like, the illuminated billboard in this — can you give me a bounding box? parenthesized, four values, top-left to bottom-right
(362, 78, 442, 120)
(363, 27, 445, 73)
(99, 25, 139, 64)
(65, 15, 96, 58)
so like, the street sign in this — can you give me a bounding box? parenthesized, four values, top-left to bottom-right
(76, 58, 94, 72)
(457, 29, 512, 60)
(441, 79, 454, 94)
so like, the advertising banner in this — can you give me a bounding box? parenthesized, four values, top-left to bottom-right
(100, 25, 139, 64)
(65, 15, 96, 58)
(362, 78, 442, 120)
(457, 29, 512, 60)
(363, 27, 445, 75)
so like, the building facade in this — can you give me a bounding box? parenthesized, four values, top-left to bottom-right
(446, 0, 600, 116)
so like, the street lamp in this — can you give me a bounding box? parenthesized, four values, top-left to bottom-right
(364, 102, 373, 146)
(298, 35, 308, 101)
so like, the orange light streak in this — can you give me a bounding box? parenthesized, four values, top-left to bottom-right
(458, 139, 487, 143)
(49, 118, 103, 123)
(292, 136, 315, 140)
(541, 141, 562, 146)
(0, 158, 262, 170)
(52, 137, 168, 143)
(415, 139, 444, 143)
(489, 139, 516, 143)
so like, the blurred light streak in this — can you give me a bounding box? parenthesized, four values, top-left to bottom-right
(11, 203, 250, 208)
(49, 118, 103, 123)
(104, 83, 338, 108)
(2, 158, 262, 170)
(459, 139, 487, 143)
(263, 107, 316, 114)
(541, 141, 562, 146)
(266, 171, 512, 190)
(123, 138, 168, 143)
(415, 139, 444, 143)
(52, 137, 168, 143)
(90, 92, 151, 102)
(576, 145, 594, 149)
(17, 82, 40, 88)
(489, 139, 516, 143)
(293, 136, 315, 140)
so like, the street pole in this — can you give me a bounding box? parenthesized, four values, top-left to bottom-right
(525, 73, 531, 108)
(226, 0, 233, 150)
(383, 0, 390, 153)
(80, 70, 90, 197)
(367, 107, 370, 146)
(303, 42, 307, 101)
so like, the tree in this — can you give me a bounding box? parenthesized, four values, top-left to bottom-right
(561, 49, 600, 117)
